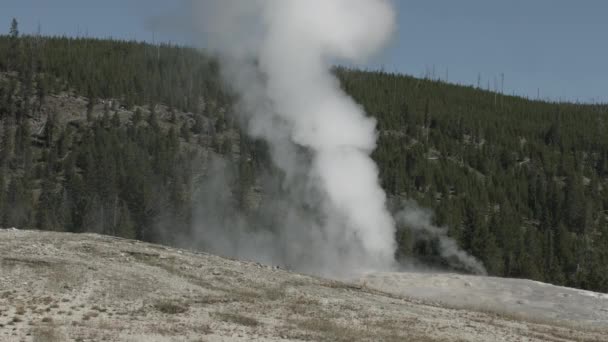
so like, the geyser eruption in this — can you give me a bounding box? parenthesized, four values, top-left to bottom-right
(254, 0, 397, 272)
(188, 0, 486, 278)
(194, 0, 397, 276)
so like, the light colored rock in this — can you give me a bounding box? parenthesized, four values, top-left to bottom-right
(359, 271, 608, 328)
(0, 229, 606, 342)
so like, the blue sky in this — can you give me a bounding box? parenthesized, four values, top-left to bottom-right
(1, 0, 606, 102)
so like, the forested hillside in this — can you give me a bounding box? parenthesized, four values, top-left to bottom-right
(0, 20, 607, 292)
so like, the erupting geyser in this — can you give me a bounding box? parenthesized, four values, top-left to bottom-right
(190, 0, 484, 278)
(194, 0, 397, 276)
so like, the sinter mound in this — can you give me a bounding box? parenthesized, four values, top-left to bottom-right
(1, 229, 606, 342)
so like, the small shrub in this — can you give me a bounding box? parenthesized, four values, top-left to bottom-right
(82, 311, 99, 321)
(154, 301, 188, 314)
(264, 286, 286, 301)
(91, 306, 107, 312)
(41, 297, 54, 305)
(212, 312, 260, 327)
(32, 325, 64, 342)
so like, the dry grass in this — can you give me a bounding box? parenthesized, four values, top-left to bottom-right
(264, 286, 287, 301)
(288, 296, 322, 315)
(445, 301, 608, 335)
(193, 295, 236, 305)
(91, 305, 107, 312)
(2, 257, 53, 267)
(297, 318, 351, 337)
(154, 301, 189, 314)
(228, 287, 260, 303)
(295, 317, 441, 342)
(526, 325, 608, 342)
(31, 325, 64, 342)
(82, 311, 99, 320)
(296, 318, 376, 342)
(2, 230, 606, 342)
(192, 323, 213, 335)
(322, 280, 363, 291)
(212, 312, 261, 327)
(40, 297, 54, 305)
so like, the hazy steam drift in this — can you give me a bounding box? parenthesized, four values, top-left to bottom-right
(194, 0, 398, 275)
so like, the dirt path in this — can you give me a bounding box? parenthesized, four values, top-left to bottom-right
(1, 229, 606, 341)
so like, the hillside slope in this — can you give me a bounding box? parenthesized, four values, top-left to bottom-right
(1, 229, 606, 342)
(1, 32, 608, 292)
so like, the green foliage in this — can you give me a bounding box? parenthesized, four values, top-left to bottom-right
(337, 67, 608, 291)
(0, 33, 224, 113)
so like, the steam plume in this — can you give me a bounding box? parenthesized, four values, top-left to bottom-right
(185, 1, 486, 278)
(395, 201, 487, 275)
(192, 0, 397, 276)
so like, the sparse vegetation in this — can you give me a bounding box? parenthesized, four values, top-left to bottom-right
(82, 311, 99, 320)
(0, 230, 605, 341)
(31, 325, 64, 342)
(294, 318, 410, 342)
(264, 286, 287, 301)
(212, 312, 261, 327)
(91, 305, 107, 312)
(288, 296, 322, 315)
(154, 301, 188, 315)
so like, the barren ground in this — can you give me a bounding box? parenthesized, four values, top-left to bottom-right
(1, 229, 606, 342)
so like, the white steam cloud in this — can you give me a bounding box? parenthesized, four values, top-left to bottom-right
(396, 201, 487, 275)
(182, 0, 486, 278)
(192, 0, 397, 276)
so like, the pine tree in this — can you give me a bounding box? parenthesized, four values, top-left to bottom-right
(42, 113, 56, 147)
(8, 18, 20, 71)
(0, 170, 5, 218)
(116, 201, 136, 239)
(86, 90, 95, 122)
(14, 118, 32, 171)
(35, 74, 46, 112)
(111, 111, 121, 128)
(0, 120, 15, 167)
(192, 113, 205, 134)
(102, 102, 111, 127)
(148, 104, 159, 131)
(36, 180, 57, 230)
(4, 178, 32, 227)
(178, 122, 190, 142)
